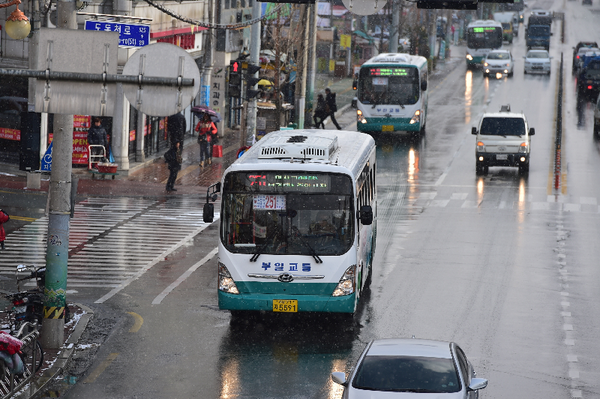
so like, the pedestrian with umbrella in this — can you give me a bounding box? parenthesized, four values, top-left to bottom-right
(195, 113, 218, 167)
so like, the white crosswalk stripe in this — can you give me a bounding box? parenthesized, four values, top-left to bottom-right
(407, 192, 600, 213)
(0, 197, 216, 288)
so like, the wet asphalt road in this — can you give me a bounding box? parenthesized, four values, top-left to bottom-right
(6, 2, 600, 398)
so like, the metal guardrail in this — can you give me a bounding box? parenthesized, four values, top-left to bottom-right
(0, 327, 40, 399)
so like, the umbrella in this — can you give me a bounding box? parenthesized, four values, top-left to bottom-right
(191, 105, 222, 123)
(258, 79, 273, 86)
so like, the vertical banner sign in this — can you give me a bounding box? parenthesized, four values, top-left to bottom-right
(73, 115, 91, 165)
(212, 67, 226, 134)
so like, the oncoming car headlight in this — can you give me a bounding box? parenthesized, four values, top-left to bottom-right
(332, 265, 356, 297)
(218, 262, 239, 294)
(466, 54, 473, 61)
(484, 62, 489, 67)
(409, 109, 421, 125)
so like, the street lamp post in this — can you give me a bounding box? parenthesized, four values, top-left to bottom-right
(1, 0, 31, 40)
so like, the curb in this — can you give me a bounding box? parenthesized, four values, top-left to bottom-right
(16, 304, 94, 399)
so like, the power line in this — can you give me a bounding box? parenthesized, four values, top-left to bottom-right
(142, 0, 285, 30)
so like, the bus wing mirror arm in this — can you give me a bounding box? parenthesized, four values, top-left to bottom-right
(203, 182, 222, 223)
(357, 205, 373, 225)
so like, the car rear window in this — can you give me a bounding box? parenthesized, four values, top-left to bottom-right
(583, 61, 600, 78)
(352, 356, 461, 393)
(480, 117, 526, 136)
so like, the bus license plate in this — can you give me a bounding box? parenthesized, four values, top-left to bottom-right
(273, 299, 298, 312)
(382, 125, 394, 132)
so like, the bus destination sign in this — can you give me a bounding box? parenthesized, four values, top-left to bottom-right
(246, 173, 331, 192)
(369, 68, 409, 76)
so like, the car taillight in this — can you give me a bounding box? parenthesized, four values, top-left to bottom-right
(13, 298, 27, 306)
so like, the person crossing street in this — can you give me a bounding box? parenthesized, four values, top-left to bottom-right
(324, 88, 342, 130)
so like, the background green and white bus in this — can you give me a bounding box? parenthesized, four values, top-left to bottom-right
(217, 130, 376, 319)
(354, 53, 428, 135)
(466, 20, 503, 68)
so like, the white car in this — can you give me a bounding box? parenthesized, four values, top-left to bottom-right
(524, 49, 553, 74)
(483, 50, 514, 77)
(331, 339, 488, 399)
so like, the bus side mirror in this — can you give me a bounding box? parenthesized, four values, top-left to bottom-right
(529, 127, 535, 136)
(203, 182, 221, 223)
(352, 79, 358, 90)
(357, 205, 373, 225)
(472, 127, 478, 135)
(351, 98, 357, 109)
(421, 81, 428, 91)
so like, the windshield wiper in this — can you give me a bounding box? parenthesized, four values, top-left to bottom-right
(291, 226, 323, 264)
(250, 227, 282, 262)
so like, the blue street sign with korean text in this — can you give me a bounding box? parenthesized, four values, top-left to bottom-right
(84, 21, 150, 48)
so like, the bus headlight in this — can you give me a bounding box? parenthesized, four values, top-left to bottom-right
(466, 54, 473, 61)
(357, 109, 366, 123)
(218, 262, 239, 294)
(409, 109, 421, 124)
(332, 265, 356, 297)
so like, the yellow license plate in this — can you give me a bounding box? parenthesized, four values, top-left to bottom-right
(382, 125, 394, 132)
(273, 299, 298, 312)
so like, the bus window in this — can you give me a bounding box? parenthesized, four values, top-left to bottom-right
(358, 67, 419, 105)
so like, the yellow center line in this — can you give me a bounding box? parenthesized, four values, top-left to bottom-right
(8, 215, 37, 222)
(84, 352, 119, 384)
(127, 311, 144, 333)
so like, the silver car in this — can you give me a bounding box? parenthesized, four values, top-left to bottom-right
(331, 339, 488, 398)
(483, 49, 514, 77)
(524, 49, 553, 74)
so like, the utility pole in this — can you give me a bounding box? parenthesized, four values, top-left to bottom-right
(41, 0, 77, 349)
(390, 0, 399, 53)
(306, 2, 318, 127)
(246, 0, 261, 142)
(296, 5, 309, 129)
(201, 0, 214, 108)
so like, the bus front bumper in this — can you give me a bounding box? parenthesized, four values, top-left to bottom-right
(357, 117, 421, 133)
(218, 291, 357, 314)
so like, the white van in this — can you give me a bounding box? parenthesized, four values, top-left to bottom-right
(472, 105, 535, 174)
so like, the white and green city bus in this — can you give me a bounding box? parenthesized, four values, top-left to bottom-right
(217, 130, 376, 318)
(466, 20, 503, 68)
(354, 53, 428, 135)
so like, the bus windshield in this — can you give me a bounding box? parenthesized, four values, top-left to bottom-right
(221, 171, 355, 256)
(467, 27, 502, 49)
(358, 67, 419, 105)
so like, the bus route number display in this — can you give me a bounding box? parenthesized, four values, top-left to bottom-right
(253, 195, 286, 210)
(472, 27, 497, 33)
(246, 173, 330, 192)
(369, 68, 408, 77)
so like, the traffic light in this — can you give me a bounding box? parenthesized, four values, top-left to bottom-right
(244, 63, 262, 100)
(229, 61, 242, 98)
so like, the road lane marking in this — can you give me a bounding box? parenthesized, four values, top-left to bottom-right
(152, 247, 218, 305)
(7, 215, 37, 222)
(127, 311, 144, 333)
(84, 352, 119, 384)
(94, 220, 218, 304)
